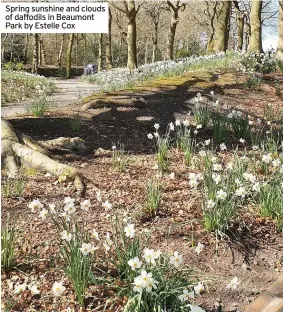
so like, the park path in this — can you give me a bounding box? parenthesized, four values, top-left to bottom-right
(1, 78, 99, 118)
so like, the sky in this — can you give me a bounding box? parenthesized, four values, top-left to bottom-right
(262, 0, 279, 51)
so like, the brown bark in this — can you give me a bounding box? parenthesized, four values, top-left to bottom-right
(206, 1, 218, 52)
(165, 1, 186, 60)
(248, 0, 263, 53)
(23, 34, 29, 64)
(66, 33, 75, 79)
(32, 34, 39, 74)
(213, 1, 231, 52)
(127, 0, 138, 70)
(105, 7, 113, 69)
(39, 37, 46, 66)
(1, 118, 86, 197)
(277, 0, 283, 60)
(233, 1, 244, 51)
(98, 33, 103, 71)
(57, 34, 65, 67)
(152, 24, 158, 63)
(110, 1, 140, 71)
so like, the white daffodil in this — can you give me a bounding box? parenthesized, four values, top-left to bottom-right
(52, 281, 66, 297)
(212, 163, 222, 171)
(216, 189, 227, 200)
(96, 190, 102, 203)
(169, 122, 175, 131)
(194, 282, 204, 295)
(272, 159, 281, 167)
(175, 120, 181, 126)
(64, 202, 76, 215)
(205, 139, 211, 145)
(178, 289, 194, 302)
(170, 251, 183, 269)
(187, 304, 205, 312)
(124, 224, 135, 238)
(154, 123, 160, 130)
(91, 229, 100, 241)
(102, 200, 112, 210)
(28, 284, 40, 295)
(60, 230, 72, 242)
(14, 282, 27, 294)
(143, 248, 160, 265)
(64, 196, 75, 205)
(206, 199, 216, 209)
(235, 186, 246, 198)
(262, 153, 272, 164)
(252, 182, 260, 192)
(227, 277, 239, 290)
(220, 143, 227, 151)
(80, 199, 91, 211)
(212, 173, 221, 185)
(79, 243, 95, 256)
(195, 242, 204, 255)
(28, 199, 43, 212)
(147, 133, 153, 139)
(48, 203, 56, 214)
(128, 257, 142, 271)
(39, 208, 48, 220)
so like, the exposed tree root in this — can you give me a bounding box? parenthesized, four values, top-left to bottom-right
(82, 96, 148, 110)
(1, 118, 86, 197)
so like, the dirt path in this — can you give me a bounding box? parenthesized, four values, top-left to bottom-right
(1, 78, 98, 117)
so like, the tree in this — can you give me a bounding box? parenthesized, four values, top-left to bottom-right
(57, 34, 65, 67)
(105, 6, 113, 69)
(98, 33, 103, 71)
(213, 0, 231, 52)
(233, 1, 245, 51)
(165, 1, 186, 60)
(249, 0, 263, 53)
(32, 34, 39, 74)
(144, 2, 166, 63)
(110, 1, 143, 71)
(277, 0, 283, 60)
(206, 1, 219, 51)
(66, 33, 75, 79)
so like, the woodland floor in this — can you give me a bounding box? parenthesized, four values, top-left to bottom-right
(2, 69, 283, 312)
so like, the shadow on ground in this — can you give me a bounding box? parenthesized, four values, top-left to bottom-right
(7, 70, 282, 157)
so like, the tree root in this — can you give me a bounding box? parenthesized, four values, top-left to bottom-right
(82, 96, 148, 110)
(1, 118, 86, 197)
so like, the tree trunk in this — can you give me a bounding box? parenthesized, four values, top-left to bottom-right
(213, 1, 231, 52)
(144, 37, 149, 64)
(1, 34, 9, 62)
(206, 2, 218, 52)
(1, 118, 86, 197)
(105, 7, 113, 69)
(66, 33, 75, 79)
(32, 34, 39, 74)
(249, 0, 263, 53)
(57, 34, 65, 67)
(276, 0, 283, 60)
(152, 24, 158, 63)
(75, 34, 79, 68)
(23, 34, 29, 64)
(165, 6, 178, 60)
(39, 37, 46, 66)
(233, 1, 244, 51)
(98, 33, 103, 71)
(127, 1, 138, 71)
